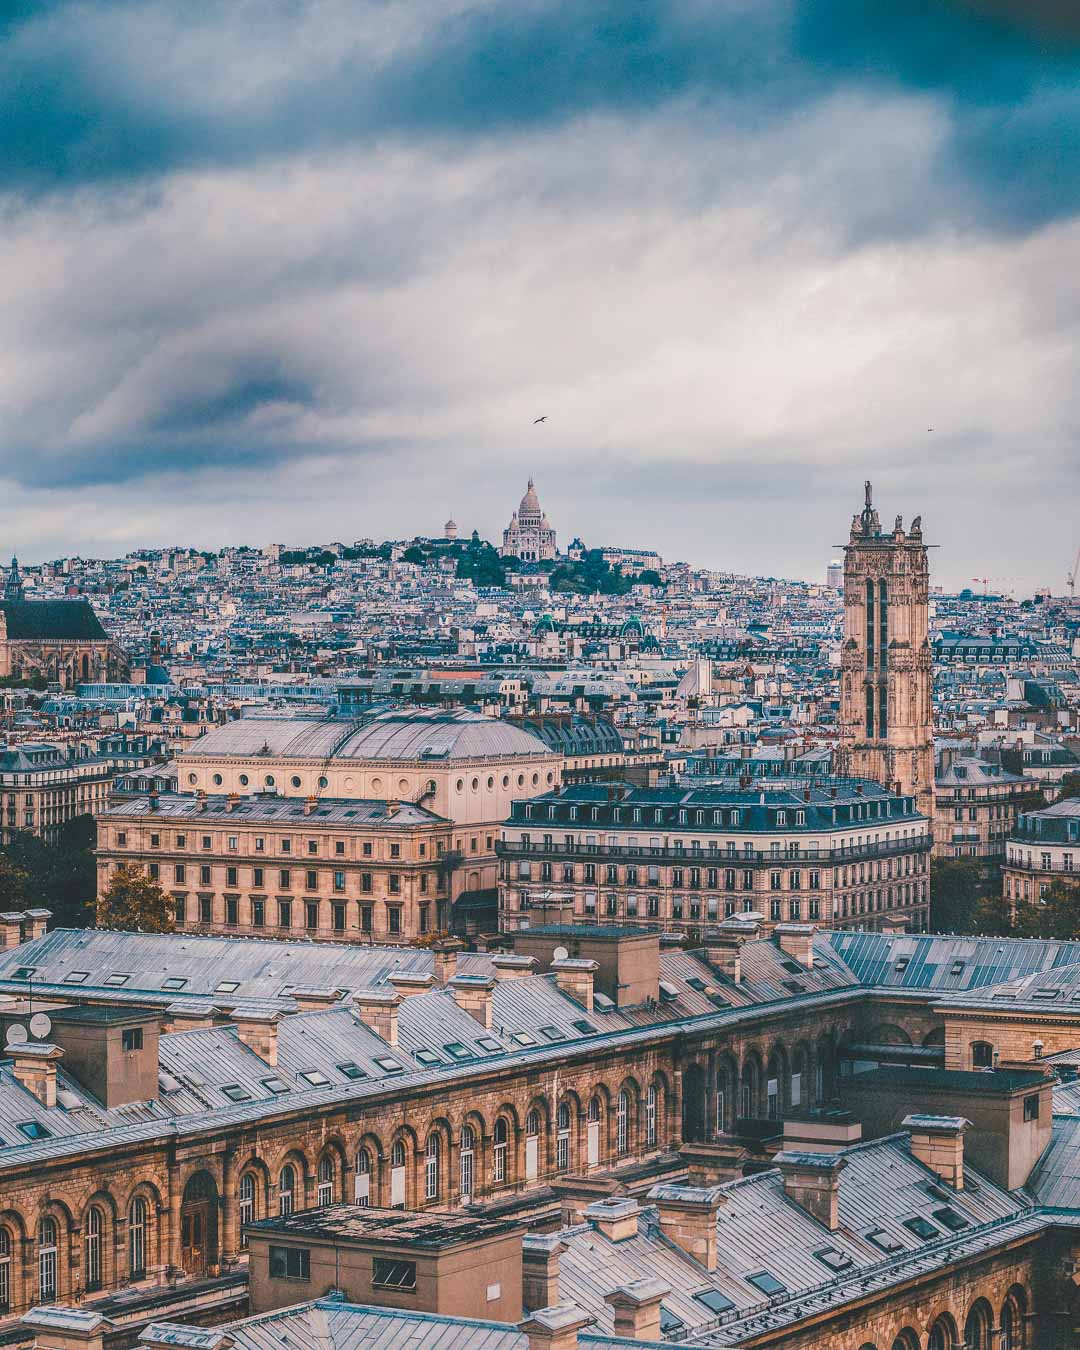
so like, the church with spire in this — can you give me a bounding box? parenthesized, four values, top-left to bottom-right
(0, 556, 129, 688)
(499, 478, 557, 562)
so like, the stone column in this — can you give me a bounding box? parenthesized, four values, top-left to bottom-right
(166, 1161, 182, 1282)
(221, 1147, 240, 1267)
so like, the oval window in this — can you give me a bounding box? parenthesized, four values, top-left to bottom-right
(291, 775, 302, 789)
(239, 774, 249, 786)
(265, 775, 276, 787)
(188, 773, 197, 786)
(212, 774, 223, 786)
(318, 776, 329, 789)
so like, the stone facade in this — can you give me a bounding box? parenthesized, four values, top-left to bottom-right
(500, 480, 557, 562)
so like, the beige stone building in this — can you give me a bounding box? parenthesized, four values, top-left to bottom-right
(0, 744, 114, 847)
(1003, 798, 1080, 915)
(0, 561, 128, 689)
(836, 483, 934, 819)
(97, 793, 455, 943)
(175, 709, 562, 904)
(500, 479, 557, 562)
(932, 755, 1035, 861)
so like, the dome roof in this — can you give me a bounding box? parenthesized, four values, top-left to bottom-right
(183, 709, 556, 764)
(518, 478, 541, 517)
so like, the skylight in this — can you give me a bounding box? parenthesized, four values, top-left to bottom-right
(865, 1227, 903, 1253)
(17, 1121, 51, 1140)
(222, 1084, 251, 1102)
(444, 1042, 474, 1061)
(539, 1025, 567, 1042)
(572, 1019, 598, 1035)
(262, 1076, 290, 1094)
(415, 1049, 443, 1066)
(300, 1069, 331, 1086)
(902, 1216, 939, 1241)
(511, 1031, 537, 1046)
(162, 977, 188, 991)
(336, 1061, 367, 1080)
(215, 981, 241, 994)
(104, 973, 130, 986)
(374, 1057, 404, 1075)
(475, 1037, 501, 1053)
(693, 1289, 735, 1315)
(813, 1247, 852, 1272)
(63, 972, 90, 985)
(932, 1206, 970, 1232)
(746, 1271, 786, 1296)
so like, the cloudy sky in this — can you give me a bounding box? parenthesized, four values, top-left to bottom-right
(1, 0, 1078, 591)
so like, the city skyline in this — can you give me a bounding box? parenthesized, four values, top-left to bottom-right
(1, 2, 1079, 590)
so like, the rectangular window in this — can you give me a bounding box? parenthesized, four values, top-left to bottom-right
(372, 1258, 416, 1291)
(226, 896, 239, 926)
(388, 907, 401, 935)
(389, 874, 401, 894)
(1024, 1094, 1040, 1121)
(333, 903, 346, 933)
(252, 898, 265, 927)
(253, 867, 264, 887)
(278, 899, 292, 928)
(200, 865, 212, 885)
(199, 895, 212, 923)
(305, 901, 319, 930)
(361, 872, 373, 892)
(334, 870, 346, 892)
(280, 839, 291, 853)
(268, 1246, 310, 1281)
(306, 870, 318, 891)
(122, 1028, 144, 1052)
(279, 869, 291, 888)
(226, 866, 238, 887)
(174, 864, 186, 883)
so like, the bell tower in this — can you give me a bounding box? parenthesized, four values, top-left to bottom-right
(836, 482, 934, 818)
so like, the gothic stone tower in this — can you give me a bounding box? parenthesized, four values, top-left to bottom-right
(837, 482, 934, 818)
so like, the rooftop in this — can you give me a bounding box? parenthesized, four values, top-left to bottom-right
(245, 1204, 522, 1248)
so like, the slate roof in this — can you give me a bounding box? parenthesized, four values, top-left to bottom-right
(0, 599, 109, 641)
(102, 793, 450, 829)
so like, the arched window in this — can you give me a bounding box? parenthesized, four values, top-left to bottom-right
(460, 1125, 476, 1199)
(0, 1227, 11, 1314)
(317, 1156, 335, 1206)
(972, 1040, 995, 1069)
(1001, 1290, 1027, 1350)
(391, 1140, 407, 1209)
(354, 1149, 372, 1207)
(646, 1085, 658, 1148)
(617, 1090, 630, 1154)
(525, 1111, 541, 1182)
(425, 1135, 440, 1201)
(85, 1207, 103, 1291)
(927, 1317, 957, 1350)
(279, 1165, 296, 1216)
(129, 1197, 147, 1278)
(239, 1173, 256, 1229)
(492, 1119, 508, 1184)
(38, 1216, 59, 1303)
(557, 1103, 571, 1171)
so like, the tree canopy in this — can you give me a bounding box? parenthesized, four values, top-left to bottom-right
(96, 864, 175, 933)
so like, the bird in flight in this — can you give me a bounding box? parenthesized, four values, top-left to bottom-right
(533, 415, 547, 423)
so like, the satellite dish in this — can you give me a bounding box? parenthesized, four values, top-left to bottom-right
(5, 1024, 27, 1047)
(552, 946, 569, 962)
(29, 1013, 51, 1040)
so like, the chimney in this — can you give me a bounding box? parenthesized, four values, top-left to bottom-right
(163, 1000, 219, 1032)
(388, 971, 436, 997)
(11, 1041, 63, 1108)
(290, 986, 347, 1012)
(232, 1008, 280, 1066)
(492, 953, 538, 981)
(647, 1184, 725, 1272)
(603, 1281, 669, 1341)
(352, 989, 400, 1046)
(449, 974, 495, 1029)
(904, 1114, 968, 1190)
(148, 791, 160, 812)
(552, 958, 597, 1011)
(304, 795, 318, 815)
(226, 793, 241, 812)
(431, 939, 464, 985)
(0, 911, 26, 948)
(584, 1197, 640, 1243)
(705, 917, 758, 985)
(775, 1151, 845, 1231)
(386, 800, 400, 818)
(21, 1308, 112, 1350)
(775, 922, 816, 970)
(522, 1234, 564, 1311)
(782, 1112, 861, 1154)
(520, 1306, 593, 1350)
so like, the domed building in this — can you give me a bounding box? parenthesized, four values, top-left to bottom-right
(499, 478, 557, 562)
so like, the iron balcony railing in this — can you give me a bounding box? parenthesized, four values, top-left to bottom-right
(496, 837, 930, 865)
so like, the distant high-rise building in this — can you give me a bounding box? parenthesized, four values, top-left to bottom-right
(500, 479, 557, 561)
(826, 559, 843, 589)
(836, 482, 934, 817)
(444, 517, 458, 541)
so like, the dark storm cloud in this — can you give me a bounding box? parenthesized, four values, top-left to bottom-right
(1, 0, 1078, 232)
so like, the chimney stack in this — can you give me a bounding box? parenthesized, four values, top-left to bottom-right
(388, 971, 436, 998)
(290, 986, 347, 1012)
(232, 1008, 280, 1066)
(705, 917, 758, 985)
(11, 1041, 63, 1108)
(0, 911, 26, 949)
(21, 1308, 112, 1350)
(449, 974, 495, 1029)
(603, 1281, 669, 1341)
(492, 953, 538, 981)
(522, 1234, 564, 1312)
(775, 1151, 845, 1231)
(584, 1197, 640, 1243)
(304, 795, 318, 815)
(520, 1306, 593, 1350)
(647, 1184, 725, 1272)
(904, 1114, 968, 1190)
(140, 1326, 234, 1350)
(431, 939, 464, 985)
(552, 958, 597, 1011)
(226, 793, 241, 812)
(351, 989, 400, 1046)
(775, 922, 816, 970)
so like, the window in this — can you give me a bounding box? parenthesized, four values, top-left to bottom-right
(301, 1069, 331, 1087)
(372, 1258, 416, 1291)
(659, 1307, 685, 1335)
(1024, 1094, 1040, 1121)
(746, 1271, 786, 1296)
(278, 1165, 296, 1215)
(813, 1247, 852, 1272)
(493, 1118, 508, 1183)
(337, 1061, 366, 1080)
(425, 1134, 440, 1200)
(972, 1041, 994, 1069)
(557, 1102, 571, 1170)
(355, 1149, 372, 1206)
(693, 1289, 734, 1315)
(222, 1084, 251, 1102)
(239, 1173, 256, 1229)
(617, 1090, 630, 1154)
(317, 1155, 335, 1205)
(865, 1226, 903, 1253)
(269, 1246, 310, 1281)
(129, 1196, 148, 1277)
(85, 1207, 103, 1290)
(903, 1216, 939, 1241)
(38, 1216, 58, 1302)
(18, 1121, 52, 1140)
(121, 1027, 144, 1052)
(646, 1085, 657, 1147)
(932, 1206, 970, 1232)
(460, 1124, 476, 1199)
(263, 1077, 290, 1095)
(0, 1227, 10, 1314)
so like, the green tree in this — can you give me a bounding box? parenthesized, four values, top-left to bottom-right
(1058, 771, 1080, 801)
(402, 545, 426, 565)
(928, 858, 985, 933)
(96, 864, 175, 933)
(0, 855, 29, 910)
(1012, 879, 1080, 941)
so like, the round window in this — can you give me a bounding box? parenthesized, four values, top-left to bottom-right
(212, 774, 222, 786)
(318, 776, 328, 789)
(456, 779, 465, 792)
(265, 775, 276, 787)
(532, 773, 539, 786)
(517, 774, 524, 787)
(471, 777, 479, 791)
(291, 775, 302, 789)
(546, 771, 554, 784)
(372, 777, 383, 793)
(399, 778, 409, 793)
(188, 773, 197, 786)
(239, 774, 249, 786)
(486, 776, 494, 789)
(502, 775, 509, 788)
(344, 776, 355, 790)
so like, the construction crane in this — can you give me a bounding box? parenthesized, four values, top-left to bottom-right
(971, 576, 990, 596)
(1069, 546, 1080, 600)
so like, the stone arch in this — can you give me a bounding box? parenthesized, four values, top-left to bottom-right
(965, 1296, 995, 1350)
(682, 1060, 708, 1142)
(970, 1039, 995, 1069)
(388, 1124, 420, 1209)
(615, 1075, 641, 1155)
(236, 1155, 271, 1229)
(922, 1026, 945, 1048)
(180, 1169, 219, 1276)
(648, 1070, 671, 1149)
(815, 1031, 837, 1100)
(715, 1054, 738, 1133)
(740, 1050, 764, 1119)
(868, 1023, 913, 1046)
(353, 1132, 384, 1206)
(790, 1039, 813, 1109)
(556, 1090, 580, 1172)
(890, 1331, 920, 1350)
(927, 1310, 959, 1350)
(765, 1042, 789, 1119)
(81, 1191, 118, 1294)
(0, 1211, 26, 1315)
(1000, 1284, 1029, 1349)
(35, 1208, 67, 1305)
(316, 1136, 349, 1205)
(273, 1148, 310, 1214)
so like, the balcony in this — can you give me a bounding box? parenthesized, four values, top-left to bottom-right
(497, 836, 930, 866)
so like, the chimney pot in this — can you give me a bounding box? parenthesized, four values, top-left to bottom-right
(351, 989, 400, 1046)
(775, 1151, 845, 1230)
(903, 1114, 969, 1190)
(449, 974, 495, 1028)
(603, 1280, 670, 1341)
(647, 1183, 725, 1272)
(231, 1007, 281, 1065)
